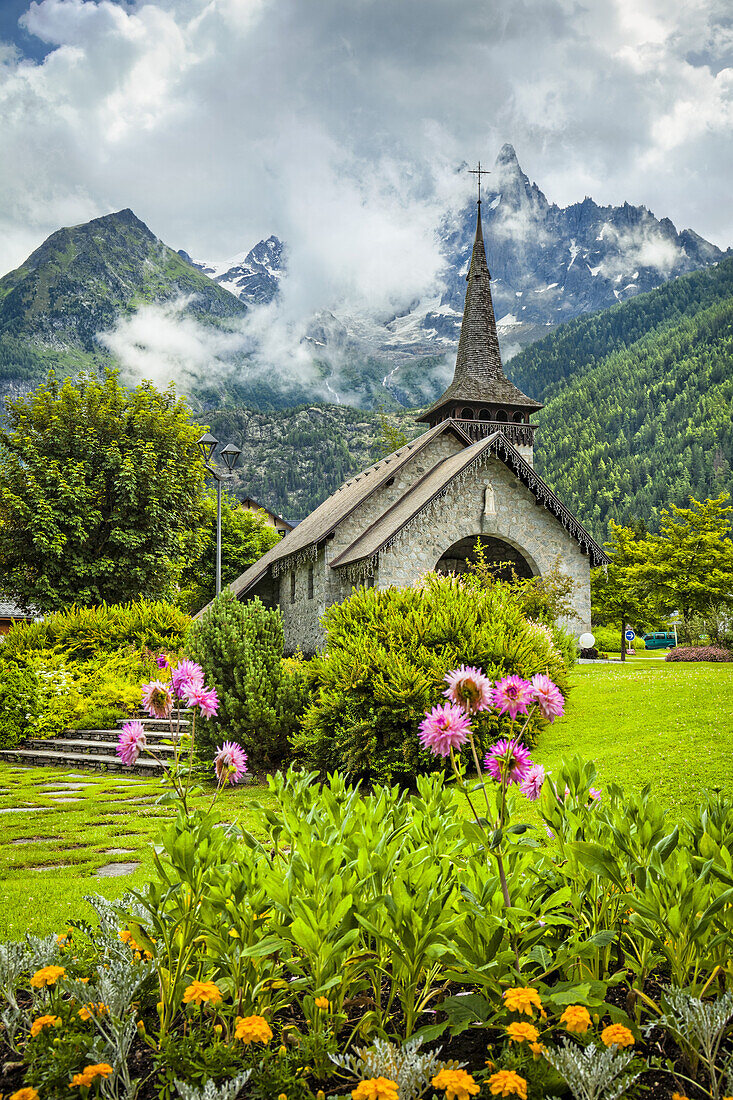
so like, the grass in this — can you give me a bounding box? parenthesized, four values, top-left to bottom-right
(1, 657, 731, 941)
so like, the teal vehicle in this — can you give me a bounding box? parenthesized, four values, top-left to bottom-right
(642, 631, 677, 650)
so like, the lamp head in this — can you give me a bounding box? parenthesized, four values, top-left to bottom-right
(220, 442, 242, 472)
(197, 432, 219, 465)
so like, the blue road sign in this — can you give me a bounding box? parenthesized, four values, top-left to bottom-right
(625, 630, 635, 641)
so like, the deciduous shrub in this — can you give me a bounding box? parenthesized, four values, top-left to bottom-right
(590, 626, 647, 653)
(186, 591, 308, 770)
(0, 599, 189, 661)
(666, 645, 732, 662)
(0, 664, 40, 747)
(296, 572, 568, 783)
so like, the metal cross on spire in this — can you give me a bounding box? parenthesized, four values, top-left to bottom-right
(469, 161, 489, 205)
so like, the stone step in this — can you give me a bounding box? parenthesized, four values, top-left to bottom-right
(28, 737, 178, 756)
(118, 716, 191, 731)
(69, 728, 182, 743)
(0, 747, 165, 774)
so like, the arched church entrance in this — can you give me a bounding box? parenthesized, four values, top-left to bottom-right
(435, 535, 535, 582)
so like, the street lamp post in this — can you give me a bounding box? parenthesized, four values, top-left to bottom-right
(197, 433, 242, 597)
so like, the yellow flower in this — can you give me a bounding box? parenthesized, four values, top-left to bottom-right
(234, 1014, 273, 1044)
(351, 1079, 400, 1100)
(30, 1014, 62, 1038)
(529, 1041, 546, 1060)
(56, 929, 72, 947)
(502, 987, 543, 1017)
(506, 1021, 539, 1044)
(314, 996, 331, 1011)
(672, 1094, 691, 1100)
(70, 1063, 113, 1088)
(601, 1023, 635, 1048)
(488, 1070, 528, 1099)
(10, 1089, 40, 1100)
(29, 965, 66, 988)
(432, 1068, 481, 1100)
(182, 980, 222, 1006)
(78, 1002, 108, 1021)
(560, 1005, 592, 1034)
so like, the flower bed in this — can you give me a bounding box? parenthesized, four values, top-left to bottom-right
(665, 646, 732, 662)
(1, 666, 732, 1099)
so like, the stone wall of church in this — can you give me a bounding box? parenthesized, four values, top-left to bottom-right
(375, 456, 591, 633)
(277, 548, 328, 655)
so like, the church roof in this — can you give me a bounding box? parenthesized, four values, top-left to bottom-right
(418, 204, 542, 421)
(215, 419, 473, 607)
(330, 431, 607, 569)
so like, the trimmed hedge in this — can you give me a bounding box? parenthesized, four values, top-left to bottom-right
(666, 645, 732, 662)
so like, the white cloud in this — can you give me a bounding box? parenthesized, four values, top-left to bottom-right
(0, 0, 730, 315)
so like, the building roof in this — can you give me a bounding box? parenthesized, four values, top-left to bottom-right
(241, 496, 294, 530)
(330, 431, 608, 569)
(202, 419, 473, 610)
(0, 599, 34, 619)
(418, 203, 542, 422)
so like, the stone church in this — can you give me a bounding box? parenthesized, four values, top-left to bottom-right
(226, 199, 608, 654)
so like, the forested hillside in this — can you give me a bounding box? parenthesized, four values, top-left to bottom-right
(527, 260, 733, 536)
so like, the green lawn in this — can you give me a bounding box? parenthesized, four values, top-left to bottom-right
(1, 658, 731, 941)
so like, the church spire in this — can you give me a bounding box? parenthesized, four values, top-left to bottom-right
(417, 162, 542, 446)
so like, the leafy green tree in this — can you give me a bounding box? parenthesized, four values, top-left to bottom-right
(591, 522, 652, 660)
(375, 405, 409, 458)
(0, 370, 205, 612)
(177, 492, 281, 613)
(643, 493, 733, 642)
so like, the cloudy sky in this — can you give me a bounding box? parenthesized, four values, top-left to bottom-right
(0, 0, 731, 305)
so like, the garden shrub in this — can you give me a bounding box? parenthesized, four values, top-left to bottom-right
(666, 645, 732, 662)
(0, 599, 190, 661)
(186, 591, 308, 770)
(0, 664, 40, 747)
(591, 626, 647, 653)
(296, 572, 568, 783)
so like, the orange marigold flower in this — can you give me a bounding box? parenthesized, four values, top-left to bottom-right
(560, 1005, 592, 1033)
(529, 1041, 546, 1060)
(502, 987, 543, 1017)
(351, 1078, 400, 1100)
(506, 1021, 539, 1044)
(431, 1069, 480, 1100)
(488, 1070, 528, 1099)
(672, 1094, 690, 1100)
(314, 996, 331, 1011)
(182, 980, 222, 1006)
(10, 1089, 40, 1100)
(70, 1064, 113, 1088)
(78, 1003, 108, 1021)
(601, 1023, 635, 1048)
(29, 965, 66, 988)
(30, 1014, 61, 1038)
(234, 1014, 273, 1044)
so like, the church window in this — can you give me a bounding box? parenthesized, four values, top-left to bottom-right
(495, 409, 508, 422)
(478, 408, 491, 420)
(461, 407, 474, 419)
(290, 571, 296, 604)
(513, 411, 524, 423)
(365, 574, 375, 588)
(307, 565, 314, 600)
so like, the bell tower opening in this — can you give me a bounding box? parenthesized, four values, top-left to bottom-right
(435, 535, 535, 582)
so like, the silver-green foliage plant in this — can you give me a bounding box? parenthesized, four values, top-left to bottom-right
(648, 987, 733, 1100)
(543, 1041, 643, 1100)
(173, 1074, 251, 1100)
(331, 1037, 451, 1100)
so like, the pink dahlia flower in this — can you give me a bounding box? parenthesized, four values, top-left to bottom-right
(529, 674, 565, 723)
(520, 763, 546, 802)
(214, 741, 248, 786)
(171, 659, 205, 699)
(141, 680, 173, 719)
(185, 684, 219, 718)
(419, 703, 472, 757)
(116, 721, 147, 766)
(156, 653, 169, 670)
(484, 737, 533, 785)
(443, 665, 493, 714)
(492, 675, 535, 721)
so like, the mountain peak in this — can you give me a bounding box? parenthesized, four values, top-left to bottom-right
(496, 143, 520, 169)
